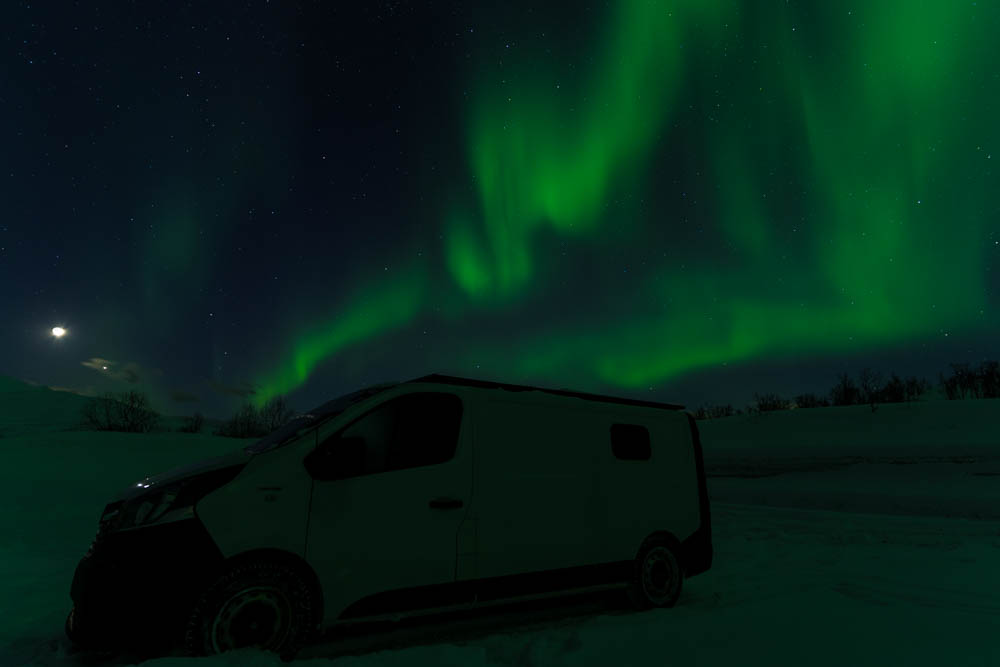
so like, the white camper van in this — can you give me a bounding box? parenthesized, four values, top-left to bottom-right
(67, 374, 712, 657)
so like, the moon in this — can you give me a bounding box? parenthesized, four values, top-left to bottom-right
(51, 326, 66, 338)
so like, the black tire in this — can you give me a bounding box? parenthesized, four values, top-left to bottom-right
(626, 535, 683, 610)
(184, 557, 317, 657)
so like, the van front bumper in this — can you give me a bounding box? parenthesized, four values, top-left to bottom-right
(68, 517, 224, 650)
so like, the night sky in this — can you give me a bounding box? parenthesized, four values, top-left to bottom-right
(4, 1, 998, 418)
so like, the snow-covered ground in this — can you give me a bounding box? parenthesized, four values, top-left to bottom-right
(2, 377, 998, 666)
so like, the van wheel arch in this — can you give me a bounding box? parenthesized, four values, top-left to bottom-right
(642, 530, 683, 552)
(185, 548, 323, 657)
(626, 532, 684, 610)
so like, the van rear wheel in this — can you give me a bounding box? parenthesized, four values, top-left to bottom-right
(626, 535, 683, 610)
(184, 557, 315, 658)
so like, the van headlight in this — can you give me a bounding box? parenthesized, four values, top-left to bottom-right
(122, 487, 183, 528)
(114, 465, 244, 530)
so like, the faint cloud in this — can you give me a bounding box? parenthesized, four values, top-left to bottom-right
(49, 385, 100, 397)
(81, 358, 146, 384)
(170, 389, 200, 403)
(208, 379, 257, 398)
(82, 358, 112, 372)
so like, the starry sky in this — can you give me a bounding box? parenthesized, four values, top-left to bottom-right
(3, 1, 998, 419)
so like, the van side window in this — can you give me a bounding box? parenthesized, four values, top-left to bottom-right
(610, 423, 651, 461)
(386, 392, 463, 471)
(323, 400, 398, 476)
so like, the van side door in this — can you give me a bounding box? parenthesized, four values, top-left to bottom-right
(474, 398, 601, 579)
(305, 391, 472, 625)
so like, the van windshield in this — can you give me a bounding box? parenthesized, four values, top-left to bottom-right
(242, 381, 397, 455)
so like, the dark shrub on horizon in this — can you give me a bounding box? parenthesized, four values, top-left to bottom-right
(859, 367, 884, 412)
(258, 395, 295, 432)
(754, 392, 787, 412)
(882, 373, 906, 403)
(955, 363, 978, 398)
(905, 376, 930, 401)
(978, 360, 1000, 398)
(179, 412, 205, 433)
(939, 371, 958, 400)
(711, 403, 735, 418)
(794, 393, 829, 409)
(215, 396, 296, 438)
(830, 373, 861, 406)
(81, 391, 159, 433)
(940, 360, 1000, 400)
(215, 403, 267, 438)
(941, 363, 976, 400)
(694, 404, 735, 420)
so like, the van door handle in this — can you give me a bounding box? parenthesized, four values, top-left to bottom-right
(429, 497, 463, 509)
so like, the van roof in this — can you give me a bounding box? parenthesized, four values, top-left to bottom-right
(404, 373, 685, 412)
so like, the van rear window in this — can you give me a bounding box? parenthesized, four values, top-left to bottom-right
(610, 423, 651, 460)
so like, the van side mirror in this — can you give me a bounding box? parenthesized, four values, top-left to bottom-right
(305, 436, 366, 481)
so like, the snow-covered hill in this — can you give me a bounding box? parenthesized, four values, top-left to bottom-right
(2, 377, 998, 666)
(699, 398, 1000, 520)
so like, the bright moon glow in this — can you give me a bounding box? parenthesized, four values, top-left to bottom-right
(51, 327, 66, 338)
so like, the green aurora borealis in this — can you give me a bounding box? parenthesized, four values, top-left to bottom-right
(248, 1, 998, 406)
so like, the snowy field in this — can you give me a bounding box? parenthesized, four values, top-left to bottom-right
(2, 377, 998, 666)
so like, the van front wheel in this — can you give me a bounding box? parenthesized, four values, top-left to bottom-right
(184, 557, 315, 658)
(626, 536, 683, 610)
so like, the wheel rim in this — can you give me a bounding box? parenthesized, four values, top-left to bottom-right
(210, 586, 292, 653)
(642, 546, 677, 604)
